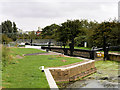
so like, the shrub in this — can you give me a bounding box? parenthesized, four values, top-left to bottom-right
(2, 46, 12, 67)
(2, 34, 12, 44)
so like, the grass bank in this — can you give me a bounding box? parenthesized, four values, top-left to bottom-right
(2, 47, 83, 88)
(93, 60, 119, 77)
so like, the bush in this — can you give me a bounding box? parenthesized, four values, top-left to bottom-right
(2, 34, 12, 44)
(2, 46, 12, 67)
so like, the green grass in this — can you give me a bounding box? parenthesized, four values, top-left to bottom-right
(88, 60, 119, 78)
(109, 51, 120, 53)
(74, 47, 91, 50)
(2, 48, 83, 88)
(62, 46, 91, 50)
(95, 60, 119, 70)
(10, 47, 46, 56)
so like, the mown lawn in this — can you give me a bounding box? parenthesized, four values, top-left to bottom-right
(62, 46, 91, 50)
(109, 51, 120, 53)
(2, 48, 83, 88)
(10, 47, 46, 56)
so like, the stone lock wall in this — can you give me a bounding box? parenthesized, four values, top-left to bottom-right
(51, 49, 64, 54)
(50, 61, 96, 82)
(41, 47, 95, 59)
(73, 51, 90, 58)
(109, 54, 120, 61)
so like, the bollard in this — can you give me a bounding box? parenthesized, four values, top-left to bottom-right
(39, 66, 44, 72)
(41, 66, 44, 72)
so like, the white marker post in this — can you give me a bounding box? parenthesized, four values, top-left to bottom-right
(39, 66, 44, 72)
(84, 42, 87, 48)
(118, 1, 120, 22)
(42, 66, 44, 72)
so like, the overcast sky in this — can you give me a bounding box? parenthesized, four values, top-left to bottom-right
(0, 0, 119, 31)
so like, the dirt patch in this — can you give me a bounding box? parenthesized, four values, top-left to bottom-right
(16, 55, 23, 59)
(16, 61, 19, 63)
(9, 55, 14, 60)
(95, 58, 103, 61)
(56, 54, 69, 58)
(59, 54, 65, 57)
(1, 87, 6, 89)
(61, 60, 67, 62)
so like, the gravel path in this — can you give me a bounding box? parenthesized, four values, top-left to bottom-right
(24, 52, 62, 56)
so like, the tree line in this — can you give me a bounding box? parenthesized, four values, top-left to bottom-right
(41, 19, 120, 48)
(2, 20, 18, 44)
(1, 19, 120, 48)
(1, 20, 42, 44)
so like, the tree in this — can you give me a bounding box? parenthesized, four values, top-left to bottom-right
(108, 21, 120, 46)
(28, 31, 36, 45)
(41, 24, 60, 39)
(2, 20, 12, 34)
(1, 20, 18, 41)
(74, 19, 89, 47)
(13, 22, 17, 33)
(41, 19, 119, 49)
(85, 21, 99, 47)
(57, 20, 83, 55)
(92, 21, 117, 47)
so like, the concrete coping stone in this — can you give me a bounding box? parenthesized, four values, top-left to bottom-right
(44, 69, 59, 89)
(47, 60, 94, 71)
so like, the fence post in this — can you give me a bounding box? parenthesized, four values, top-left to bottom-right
(63, 48, 68, 55)
(106, 45, 110, 60)
(90, 50, 95, 60)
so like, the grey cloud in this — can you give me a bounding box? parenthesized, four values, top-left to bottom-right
(1, 2, 61, 18)
(1, 2, 104, 18)
(0, 1, 118, 30)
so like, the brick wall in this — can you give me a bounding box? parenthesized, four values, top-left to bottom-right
(50, 61, 96, 82)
